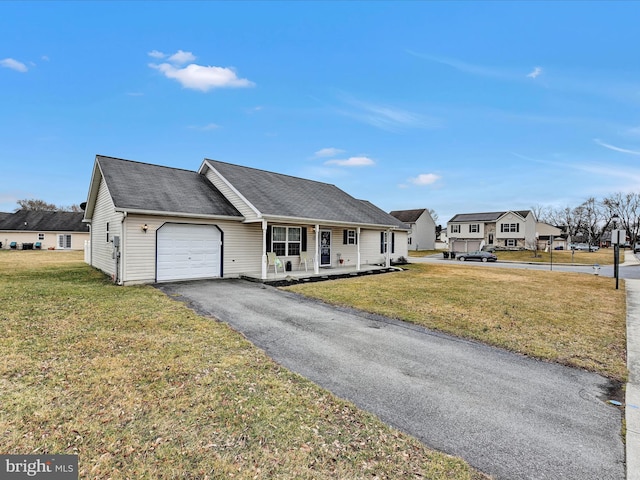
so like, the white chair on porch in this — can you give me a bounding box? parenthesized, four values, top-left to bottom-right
(267, 252, 282, 275)
(299, 251, 313, 271)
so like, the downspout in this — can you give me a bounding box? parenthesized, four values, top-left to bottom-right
(356, 227, 361, 271)
(314, 224, 320, 274)
(261, 220, 268, 280)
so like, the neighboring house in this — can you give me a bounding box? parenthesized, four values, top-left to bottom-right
(389, 208, 436, 251)
(535, 222, 568, 250)
(83, 155, 409, 285)
(0, 210, 89, 250)
(447, 210, 537, 252)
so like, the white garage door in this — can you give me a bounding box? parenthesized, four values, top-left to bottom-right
(157, 224, 221, 282)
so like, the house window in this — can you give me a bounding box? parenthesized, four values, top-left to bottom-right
(106, 222, 110, 242)
(346, 229, 356, 245)
(272, 226, 301, 256)
(501, 223, 519, 233)
(38, 233, 45, 240)
(450, 225, 460, 234)
(505, 239, 517, 247)
(58, 234, 72, 249)
(469, 224, 480, 233)
(380, 232, 395, 254)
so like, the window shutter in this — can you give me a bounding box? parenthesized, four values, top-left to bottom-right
(266, 226, 272, 252)
(380, 232, 385, 253)
(517, 223, 520, 232)
(391, 232, 395, 253)
(301, 227, 307, 252)
(355, 231, 358, 245)
(343, 230, 348, 244)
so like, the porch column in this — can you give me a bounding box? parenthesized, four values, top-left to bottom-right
(314, 224, 320, 274)
(356, 227, 361, 271)
(261, 220, 268, 279)
(385, 229, 391, 268)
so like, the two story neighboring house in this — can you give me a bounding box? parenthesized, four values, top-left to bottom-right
(447, 210, 537, 252)
(536, 222, 568, 250)
(389, 208, 436, 251)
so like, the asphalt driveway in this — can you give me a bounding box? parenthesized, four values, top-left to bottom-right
(157, 279, 625, 480)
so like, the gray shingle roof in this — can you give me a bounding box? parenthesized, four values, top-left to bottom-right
(97, 156, 242, 218)
(205, 159, 406, 228)
(0, 210, 88, 232)
(390, 209, 428, 223)
(448, 211, 531, 223)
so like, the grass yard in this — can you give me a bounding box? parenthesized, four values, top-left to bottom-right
(409, 248, 621, 265)
(0, 251, 486, 480)
(284, 263, 627, 382)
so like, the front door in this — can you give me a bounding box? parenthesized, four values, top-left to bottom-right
(320, 230, 331, 266)
(488, 233, 494, 245)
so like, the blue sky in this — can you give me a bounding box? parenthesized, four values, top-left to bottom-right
(1, 1, 640, 224)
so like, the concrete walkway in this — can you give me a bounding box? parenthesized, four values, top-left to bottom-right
(626, 258, 640, 479)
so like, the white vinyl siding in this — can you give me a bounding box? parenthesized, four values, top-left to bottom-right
(203, 168, 259, 221)
(90, 177, 123, 276)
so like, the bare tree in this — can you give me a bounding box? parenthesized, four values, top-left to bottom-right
(603, 192, 640, 244)
(428, 208, 439, 224)
(530, 204, 552, 223)
(15, 199, 81, 212)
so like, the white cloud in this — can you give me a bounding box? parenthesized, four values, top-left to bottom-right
(339, 95, 440, 131)
(314, 147, 344, 158)
(0, 58, 28, 72)
(149, 62, 255, 91)
(148, 50, 166, 59)
(527, 67, 543, 79)
(41, 55, 49, 62)
(594, 138, 640, 156)
(408, 173, 441, 186)
(168, 50, 196, 65)
(325, 156, 375, 167)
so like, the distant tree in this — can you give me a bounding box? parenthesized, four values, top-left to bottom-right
(428, 208, 439, 224)
(15, 199, 81, 212)
(530, 204, 551, 223)
(603, 192, 640, 244)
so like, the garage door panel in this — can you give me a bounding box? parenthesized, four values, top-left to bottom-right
(157, 224, 221, 282)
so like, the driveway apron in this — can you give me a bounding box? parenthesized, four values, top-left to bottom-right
(157, 279, 625, 480)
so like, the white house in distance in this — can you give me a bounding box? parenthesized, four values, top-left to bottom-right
(389, 208, 436, 251)
(447, 210, 537, 252)
(0, 210, 89, 250)
(83, 155, 409, 285)
(536, 222, 568, 250)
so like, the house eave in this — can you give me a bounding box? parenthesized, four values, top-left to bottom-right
(259, 214, 408, 230)
(114, 207, 245, 222)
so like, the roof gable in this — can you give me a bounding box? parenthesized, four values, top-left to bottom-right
(203, 159, 405, 227)
(0, 210, 89, 232)
(93, 156, 242, 218)
(390, 209, 429, 223)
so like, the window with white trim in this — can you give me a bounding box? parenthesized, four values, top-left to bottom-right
(38, 233, 45, 240)
(106, 222, 110, 242)
(501, 223, 519, 233)
(346, 229, 356, 245)
(450, 225, 460, 234)
(272, 226, 301, 256)
(505, 239, 517, 247)
(58, 234, 72, 249)
(469, 224, 480, 233)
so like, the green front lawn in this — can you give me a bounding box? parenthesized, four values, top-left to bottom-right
(0, 251, 486, 479)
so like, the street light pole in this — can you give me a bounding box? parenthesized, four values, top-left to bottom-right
(612, 214, 620, 290)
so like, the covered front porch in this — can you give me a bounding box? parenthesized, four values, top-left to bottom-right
(240, 263, 401, 286)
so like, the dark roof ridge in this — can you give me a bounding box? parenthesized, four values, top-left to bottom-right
(97, 155, 197, 175)
(204, 158, 339, 188)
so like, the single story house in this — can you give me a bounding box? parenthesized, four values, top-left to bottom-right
(389, 208, 436, 251)
(83, 155, 409, 285)
(447, 210, 537, 252)
(0, 210, 89, 250)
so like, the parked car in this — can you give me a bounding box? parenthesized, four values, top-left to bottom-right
(570, 243, 599, 252)
(457, 251, 497, 262)
(634, 243, 640, 253)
